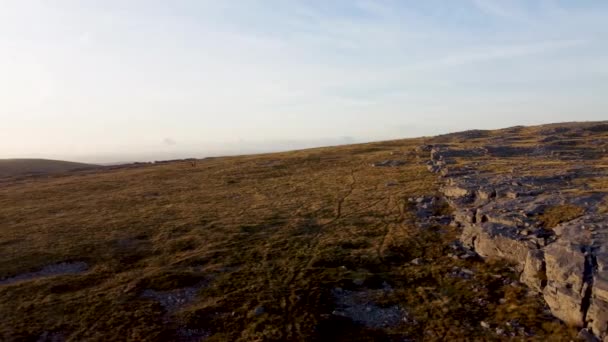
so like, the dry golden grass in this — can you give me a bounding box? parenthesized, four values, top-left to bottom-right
(538, 205, 585, 229)
(0, 131, 584, 341)
(600, 199, 608, 214)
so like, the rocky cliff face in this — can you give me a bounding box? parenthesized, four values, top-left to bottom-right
(422, 123, 608, 340)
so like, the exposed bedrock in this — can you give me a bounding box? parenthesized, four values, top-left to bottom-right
(423, 144, 608, 339)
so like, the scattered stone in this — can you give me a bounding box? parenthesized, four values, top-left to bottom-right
(353, 278, 365, 286)
(427, 164, 441, 173)
(372, 160, 406, 167)
(480, 321, 490, 329)
(382, 282, 393, 291)
(142, 285, 202, 313)
(253, 306, 266, 316)
(410, 258, 422, 265)
(448, 267, 474, 279)
(460, 268, 474, 276)
(331, 289, 405, 328)
(475, 298, 489, 306)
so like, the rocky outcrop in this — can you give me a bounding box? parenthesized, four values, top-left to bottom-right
(542, 240, 588, 326)
(422, 142, 608, 339)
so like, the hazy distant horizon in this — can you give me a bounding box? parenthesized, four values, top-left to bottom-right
(2, 1, 607, 162)
(5, 119, 604, 164)
(5, 136, 361, 164)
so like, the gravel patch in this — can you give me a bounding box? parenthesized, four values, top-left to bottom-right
(175, 327, 212, 342)
(331, 288, 406, 328)
(141, 283, 211, 339)
(0, 262, 88, 286)
(141, 285, 202, 313)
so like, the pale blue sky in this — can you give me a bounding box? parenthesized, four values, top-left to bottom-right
(1, 1, 607, 162)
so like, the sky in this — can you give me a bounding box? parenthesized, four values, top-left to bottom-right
(1, 0, 607, 163)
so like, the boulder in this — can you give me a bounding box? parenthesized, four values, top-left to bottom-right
(588, 292, 608, 338)
(543, 283, 585, 327)
(542, 241, 587, 326)
(587, 254, 608, 338)
(472, 223, 535, 270)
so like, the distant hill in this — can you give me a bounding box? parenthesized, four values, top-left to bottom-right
(0, 159, 98, 178)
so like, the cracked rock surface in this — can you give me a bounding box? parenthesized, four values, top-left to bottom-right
(422, 123, 608, 339)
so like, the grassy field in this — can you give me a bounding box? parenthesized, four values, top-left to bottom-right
(0, 129, 588, 341)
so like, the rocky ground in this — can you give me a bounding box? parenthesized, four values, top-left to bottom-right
(420, 122, 608, 341)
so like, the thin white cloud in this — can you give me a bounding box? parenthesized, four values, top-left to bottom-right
(413, 39, 589, 69)
(470, 0, 529, 20)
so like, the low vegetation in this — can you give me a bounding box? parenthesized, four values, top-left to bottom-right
(538, 204, 585, 229)
(3, 121, 605, 341)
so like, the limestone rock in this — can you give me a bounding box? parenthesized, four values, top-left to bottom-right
(521, 250, 545, 292)
(427, 140, 608, 340)
(442, 185, 472, 199)
(579, 328, 601, 342)
(463, 222, 534, 271)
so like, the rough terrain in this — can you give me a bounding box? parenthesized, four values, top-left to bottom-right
(0, 121, 606, 341)
(424, 122, 608, 340)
